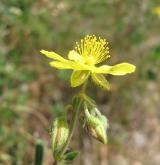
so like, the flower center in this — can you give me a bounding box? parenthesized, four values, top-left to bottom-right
(75, 35, 110, 65)
(84, 55, 95, 65)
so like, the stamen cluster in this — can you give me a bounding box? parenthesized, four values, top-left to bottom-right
(75, 35, 110, 65)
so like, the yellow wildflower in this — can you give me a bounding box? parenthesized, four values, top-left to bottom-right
(40, 35, 136, 90)
(152, 6, 160, 16)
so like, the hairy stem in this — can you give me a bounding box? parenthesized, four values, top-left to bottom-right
(57, 82, 87, 160)
(58, 100, 81, 160)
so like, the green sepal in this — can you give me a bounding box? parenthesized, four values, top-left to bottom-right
(91, 73, 110, 90)
(63, 151, 79, 161)
(80, 93, 96, 107)
(71, 70, 90, 87)
(51, 117, 69, 158)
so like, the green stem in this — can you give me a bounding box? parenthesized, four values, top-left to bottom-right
(58, 82, 87, 160)
(58, 100, 82, 160)
(81, 80, 88, 93)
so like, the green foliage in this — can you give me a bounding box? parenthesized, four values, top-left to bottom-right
(34, 139, 44, 165)
(63, 151, 79, 162)
(151, 46, 160, 60)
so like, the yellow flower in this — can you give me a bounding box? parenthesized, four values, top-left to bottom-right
(40, 35, 136, 90)
(152, 6, 160, 16)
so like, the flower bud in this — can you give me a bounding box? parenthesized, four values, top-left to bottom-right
(84, 107, 108, 144)
(51, 117, 69, 157)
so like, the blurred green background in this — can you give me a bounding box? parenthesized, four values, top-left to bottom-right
(0, 0, 160, 165)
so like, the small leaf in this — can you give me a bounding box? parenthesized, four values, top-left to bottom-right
(34, 139, 44, 165)
(71, 71, 90, 87)
(91, 73, 110, 90)
(63, 151, 79, 161)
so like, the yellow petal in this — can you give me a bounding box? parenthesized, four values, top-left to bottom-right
(40, 50, 66, 61)
(91, 73, 110, 90)
(71, 71, 90, 87)
(68, 50, 83, 62)
(50, 61, 89, 71)
(50, 61, 77, 70)
(95, 63, 136, 75)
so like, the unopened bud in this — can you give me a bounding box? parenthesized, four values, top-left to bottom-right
(51, 117, 69, 157)
(84, 107, 108, 144)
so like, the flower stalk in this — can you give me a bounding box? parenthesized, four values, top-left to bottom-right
(57, 99, 81, 160)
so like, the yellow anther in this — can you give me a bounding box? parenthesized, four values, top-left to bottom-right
(75, 35, 110, 65)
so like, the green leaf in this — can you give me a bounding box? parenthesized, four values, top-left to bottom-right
(71, 71, 90, 87)
(91, 73, 110, 90)
(34, 139, 44, 165)
(63, 151, 79, 161)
